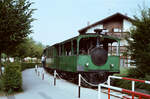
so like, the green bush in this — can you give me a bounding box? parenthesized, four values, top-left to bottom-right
(113, 79, 132, 90)
(21, 63, 41, 71)
(135, 75, 150, 92)
(3, 62, 22, 93)
(127, 68, 144, 78)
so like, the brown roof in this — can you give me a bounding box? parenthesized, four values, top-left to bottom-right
(78, 12, 133, 34)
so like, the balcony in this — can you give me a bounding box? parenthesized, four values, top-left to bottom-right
(106, 32, 130, 39)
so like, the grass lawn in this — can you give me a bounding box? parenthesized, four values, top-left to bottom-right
(113, 66, 129, 77)
(0, 90, 5, 96)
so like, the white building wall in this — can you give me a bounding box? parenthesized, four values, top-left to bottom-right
(123, 19, 132, 32)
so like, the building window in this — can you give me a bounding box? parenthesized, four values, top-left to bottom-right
(113, 28, 122, 32)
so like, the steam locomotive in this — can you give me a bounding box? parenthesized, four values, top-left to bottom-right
(43, 30, 120, 84)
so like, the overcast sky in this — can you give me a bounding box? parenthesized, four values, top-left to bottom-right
(30, 0, 150, 46)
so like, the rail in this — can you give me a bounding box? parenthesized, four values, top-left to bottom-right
(98, 76, 150, 99)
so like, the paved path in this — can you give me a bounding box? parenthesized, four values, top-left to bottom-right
(0, 68, 119, 99)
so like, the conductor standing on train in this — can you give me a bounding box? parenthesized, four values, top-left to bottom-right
(41, 55, 46, 67)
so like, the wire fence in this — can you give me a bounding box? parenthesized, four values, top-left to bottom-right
(35, 67, 107, 87)
(80, 75, 98, 87)
(55, 72, 64, 81)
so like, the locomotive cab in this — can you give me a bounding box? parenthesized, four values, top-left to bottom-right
(77, 34, 120, 73)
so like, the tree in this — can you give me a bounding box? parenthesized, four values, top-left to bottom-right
(127, 8, 150, 76)
(0, 0, 35, 73)
(11, 38, 31, 60)
(11, 38, 45, 61)
(32, 42, 45, 59)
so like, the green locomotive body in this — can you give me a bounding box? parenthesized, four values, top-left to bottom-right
(44, 34, 120, 74)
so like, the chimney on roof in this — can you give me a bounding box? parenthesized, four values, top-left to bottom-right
(125, 13, 128, 16)
(87, 21, 90, 26)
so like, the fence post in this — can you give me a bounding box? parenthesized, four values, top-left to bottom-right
(38, 71, 40, 76)
(54, 70, 56, 86)
(98, 84, 101, 99)
(132, 81, 135, 99)
(42, 71, 44, 80)
(107, 76, 110, 86)
(35, 65, 37, 74)
(132, 81, 135, 91)
(108, 88, 110, 99)
(78, 74, 81, 98)
(107, 76, 110, 99)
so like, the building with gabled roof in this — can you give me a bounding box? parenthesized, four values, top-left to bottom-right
(78, 13, 133, 67)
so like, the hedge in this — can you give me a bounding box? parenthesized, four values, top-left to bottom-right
(3, 62, 22, 93)
(21, 63, 41, 71)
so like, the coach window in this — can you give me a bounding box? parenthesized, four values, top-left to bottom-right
(48, 47, 51, 57)
(49, 48, 52, 57)
(46, 48, 49, 58)
(60, 44, 64, 56)
(79, 38, 87, 55)
(55, 44, 59, 56)
(64, 42, 71, 56)
(59, 45, 61, 56)
(73, 40, 77, 55)
(51, 47, 53, 57)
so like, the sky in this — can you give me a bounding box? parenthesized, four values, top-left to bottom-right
(30, 0, 150, 46)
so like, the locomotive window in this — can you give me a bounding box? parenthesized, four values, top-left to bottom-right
(79, 37, 109, 55)
(79, 37, 97, 55)
(79, 37, 119, 55)
(108, 41, 119, 56)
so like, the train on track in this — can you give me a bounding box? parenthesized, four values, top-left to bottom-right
(43, 29, 120, 84)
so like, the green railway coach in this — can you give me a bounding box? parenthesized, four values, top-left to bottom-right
(44, 33, 120, 75)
